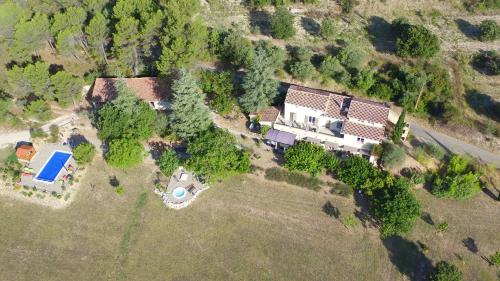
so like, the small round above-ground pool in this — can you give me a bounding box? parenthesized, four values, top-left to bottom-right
(172, 187, 187, 199)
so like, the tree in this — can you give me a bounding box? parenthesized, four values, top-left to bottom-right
(336, 155, 376, 189)
(381, 143, 406, 169)
(106, 138, 145, 168)
(284, 141, 325, 176)
(51, 71, 83, 106)
(320, 17, 336, 40)
(392, 110, 407, 143)
(73, 142, 96, 165)
(24, 99, 52, 121)
(290, 47, 315, 81)
(200, 70, 235, 115)
(323, 153, 341, 172)
(220, 31, 255, 67)
(96, 80, 156, 141)
(368, 82, 394, 100)
(85, 12, 109, 64)
(186, 128, 251, 179)
(430, 261, 463, 281)
(112, 17, 141, 75)
(472, 50, 500, 76)
(431, 155, 481, 200)
(12, 13, 51, 61)
(337, 43, 366, 70)
(23, 62, 52, 99)
(478, 20, 499, 42)
(339, 0, 358, 14)
(169, 71, 212, 140)
(270, 6, 296, 40)
(255, 40, 286, 70)
(319, 55, 351, 84)
(353, 69, 376, 91)
(396, 24, 440, 59)
(239, 48, 279, 112)
(51, 7, 88, 58)
(157, 149, 180, 177)
(156, 0, 208, 75)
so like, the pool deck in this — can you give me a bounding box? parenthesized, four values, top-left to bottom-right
(154, 167, 209, 209)
(20, 144, 77, 193)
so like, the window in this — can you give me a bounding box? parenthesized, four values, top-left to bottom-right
(290, 112, 296, 122)
(308, 116, 316, 124)
(357, 137, 365, 143)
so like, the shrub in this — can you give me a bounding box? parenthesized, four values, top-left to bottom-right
(221, 31, 255, 67)
(339, 0, 358, 13)
(401, 167, 425, 185)
(431, 155, 481, 200)
(353, 69, 376, 91)
(284, 141, 325, 176)
(105, 138, 145, 168)
(329, 182, 353, 197)
(264, 167, 321, 191)
(490, 251, 500, 265)
(73, 142, 96, 165)
(426, 143, 445, 160)
(371, 144, 383, 157)
(368, 82, 395, 100)
(413, 146, 429, 165)
(396, 24, 440, 59)
(290, 61, 315, 81)
(340, 214, 358, 228)
(323, 153, 341, 173)
(336, 155, 376, 189)
(30, 128, 48, 139)
(337, 44, 366, 70)
(320, 17, 336, 40)
(115, 186, 125, 196)
(49, 125, 59, 143)
(472, 50, 500, 76)
(24, 99, 52, 121)
(270, 6, 296, 39)
(260, 124, 271, 137)
(430, 261, 463, 281)
(319, 55, 350, 84)
(157, 149, 179, 177)
(200, 70, 235, 115)
(437, 221, 448, 232)
(381, 143, 406, 169)
(478, 20, 499, 42)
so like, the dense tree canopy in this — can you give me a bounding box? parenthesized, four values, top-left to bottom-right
(430, 261, 464, 281)
(72, 142, 96, 165)
(381, 143, 406, 169)
(431, 155, 481, 199)
(106, 138, 145, 168)
(284, 141, 325, 176)
(157, 149, 180, 177)
(395, 22, 440, 59)
(270, 7, 296, 40)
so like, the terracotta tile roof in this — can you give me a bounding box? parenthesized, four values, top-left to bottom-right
(89, 77, 168, 103)
(285, 84, 346, 118)
(341, 121, 385, 141)
(347, 98, 389, 125)
(252, 106, 281, 122)
(16, 145, 36, 161)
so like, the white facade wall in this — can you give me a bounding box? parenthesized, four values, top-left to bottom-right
(284, 102, 342, 129)
(348, 117, 384, 128)
(342, 134, 379, 150)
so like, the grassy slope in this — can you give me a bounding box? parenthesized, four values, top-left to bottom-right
(0, 158, 498, 281)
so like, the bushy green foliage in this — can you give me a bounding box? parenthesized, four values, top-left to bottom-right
(24, 100, 52, 121)
(339, 0, 358, 13)
(463, 0, 500, 12)
(392, 110, 407, 143)
(329, 182, 353, 197)
(430, 261, 463, 281)
(157, 149, 180, 177)
(431, 155, 481, 200)
(240, 48, 279, 112)
(220, 30, 255, 67)
(401, 167, 425, 185)
(51, 71, 83, 107)
(381, 143, 406, 169)
(437, 221, 448, 232)
(169, 71, 212, 140)
(490, 252, 500, 265)
(478, 20, 499, 42)
(323, 153, 341, 173)
(49, 125, 59, 143)
(200, 70, 235, 115)
(319, 55, 351, 84)
(368, 82, 395, 100)
(264, 167, 322, 191)
(260, 125, 271, 137)
(373, 177, 421, 237)
(472, 50, 500, 76)
(353, 69, 376, 91)
(426, 143, 445, 160)
(396, 24, 440, 58)
(30, 128, 48, 139)
(336, 155, 376, 190)
(320, 17, 336, 40)
(337, 44, 366, 71)
(290, 47, 315, 81)
(186, 128, 251, 179)
(270, 6, 296, 40)
(96, 81, 156, 141)
(255, 40, 287, 70)
(0, 149, 22, 183)
(73, 142, 96, 165)
(106, 138, 145, 168)
(284, 141, 325, 176)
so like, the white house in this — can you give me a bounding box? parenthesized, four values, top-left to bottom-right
(258, 84, 390, 159)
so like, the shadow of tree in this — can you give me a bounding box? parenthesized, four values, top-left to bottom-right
(301, 17, 320, 36)
(462, 237, 479, 254)
(420, 212, 434, 226)
(366, 16, 397, 54)
(67, 134, 88, 149)
(353, 191, 377, 228)
(465, 89, 500, 122)
(148, 141, 169, 161)
(249, 9, 272, 36)
(383, 236, 433, 281)
(323, 201, 340, 218)
(481, 187, 499, 201)
(455, 19, 478, 39)
(109, 175, 120, 187)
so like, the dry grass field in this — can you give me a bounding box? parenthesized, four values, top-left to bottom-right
(0, 157, 498, 281)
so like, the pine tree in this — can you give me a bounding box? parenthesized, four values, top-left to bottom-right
(51, 71, 83, 106)
(51, 7, 89, 58)
(239, 48, 278, 113)
(169, 70, 212, 140)
(12, 13, 51, 61)
(392, 110, 407, 143)
(112, 16, 141, 75)
(85, 12, 109, 64)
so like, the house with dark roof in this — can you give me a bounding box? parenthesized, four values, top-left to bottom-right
(88, 77, 170, 110)
(267, 84, 390, 159)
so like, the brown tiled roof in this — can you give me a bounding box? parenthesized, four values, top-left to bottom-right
(89, 77, 168, 103)
(285, 84, 346, 118)
(341, 121, 385, 141)
(16, 145, 36, 161)
(252, 106, 281, 122)
(347, 98, 389, 125)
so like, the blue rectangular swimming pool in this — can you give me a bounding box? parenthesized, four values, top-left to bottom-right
(35, 151, 72, 183)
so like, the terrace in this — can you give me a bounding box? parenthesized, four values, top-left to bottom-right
(153, 167, 209, 209)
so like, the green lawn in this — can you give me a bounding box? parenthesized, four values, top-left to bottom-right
(0, 158, 498, 281)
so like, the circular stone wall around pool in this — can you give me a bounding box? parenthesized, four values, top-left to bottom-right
(172, 187, 187, 199)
